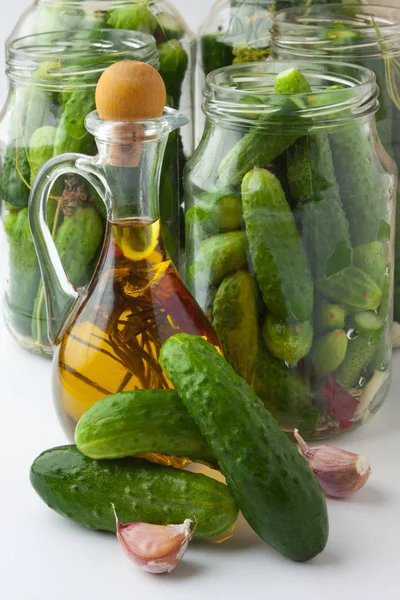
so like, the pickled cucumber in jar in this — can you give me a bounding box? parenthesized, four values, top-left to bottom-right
(185, 62, 394, 439)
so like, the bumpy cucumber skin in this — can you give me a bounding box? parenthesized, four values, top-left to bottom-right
(212, 270, 258, 384)
(186, 231, 248, 311)
(274, 68, 312, 94)
(311, 330, 348, 376)
(315, 303, 346, 333)
(53, 89, 96, 156)
(30, 446, 237, 539)
(353, 241, 386, 290)
(218, 68, 313, 187)
(330, 123, 389, 247)
(218, 122, 297, 187)
(262, 315, 313, 365)
(242, 168, 313, 321)
(32, 205, 104, 343)
(3, 211, 18, 238)
(317, 266, 382, 311)
(75, 390, 215, 465)
(334, 328, 383, 390)
(287, 134, 352, 278)
(160, 335, 329, 562)
(254, 341, 318, 433)
(106, 5, 158, 33)
(186, 192, 242, 239)
(1, 145, 31, 209)
(7, 208, 39, 336)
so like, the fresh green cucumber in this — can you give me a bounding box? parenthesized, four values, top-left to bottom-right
(31, 205, 104, 345)
(75, 389, 215, 465)
(218, 68, 311, 186)
(330, 123, 389, 247)
(253, 341, 319, 433)
(262, 315, 313, 365)
(274, 67, 313, 95)
(186, 192, 242, 239)
(156, 11, 185, 39)
(353, 241, 387, 289)
(2, 211, 18, 238)
(29, 126, 57, 185)
(286, 134, 352, 279)
(351, 311, 384, 334)
(158, 39, 188, 109)
(212, 270, 258, 384)
(30, 445, 237, 539)
(160, 334, 329, 562)
(106, 5, 158, 34)
(200, 33, 234, 76)
(334, 325, 383, 390)
(315, 303, 346, 333)
(311, 330, 348, 376)
(6, 208, 39, 336)
(186, 231, 247, 311)
(242, 168, 313, 321)
(317, 267, 382, 311)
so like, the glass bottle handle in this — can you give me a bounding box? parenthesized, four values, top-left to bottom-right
(28, 153, 109, 345)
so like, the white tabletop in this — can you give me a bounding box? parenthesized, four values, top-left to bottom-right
(1, 2, 400, 599)
(0, 304, 400, 600)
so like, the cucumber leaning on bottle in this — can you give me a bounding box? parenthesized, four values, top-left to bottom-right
(160, 334, 329, 562)
(75, 389, 216, 466)
(30, 445, 237, 539)
(241, 168, 313, 321)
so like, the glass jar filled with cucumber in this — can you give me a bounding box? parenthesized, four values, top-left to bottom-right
(270, 4, 400, 343)
(0, 29, 159, 356)
(184, 60, 396, 439)
(196, 0, 364, 142)
(8, 0, 195, 258)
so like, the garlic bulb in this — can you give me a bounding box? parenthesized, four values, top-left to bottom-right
(113, 506, 193, 574)
(294, 430, 371, 498)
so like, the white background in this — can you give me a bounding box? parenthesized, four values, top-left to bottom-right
(1, 2, 400, 600)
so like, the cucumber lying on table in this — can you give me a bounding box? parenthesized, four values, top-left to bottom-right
(160, 334, 329, 562)
(30, 445, 237, 539)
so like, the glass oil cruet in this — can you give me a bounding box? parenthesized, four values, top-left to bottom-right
(29, 60, 218, 440)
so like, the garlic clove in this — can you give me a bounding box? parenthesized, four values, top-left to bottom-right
(113, 506, 193, 574)
(294, 430, 371, 499)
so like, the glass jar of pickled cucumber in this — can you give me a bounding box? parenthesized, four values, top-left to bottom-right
(195, 0, 363, 142)
(0, 29, 159, 356)
(270, 4, 400, 344)
(184, 60, 396, 439)
(8, 0, 196, 257)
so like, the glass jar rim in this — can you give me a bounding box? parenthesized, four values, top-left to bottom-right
(7, 29, 159, 88)
(272, 5, 400, 58)
(203, 60, 378, 131)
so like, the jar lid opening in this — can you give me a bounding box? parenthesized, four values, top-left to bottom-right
(204, 60, 378, 130)
(272, 5, 400, 58)
(7, 29, 159, 88)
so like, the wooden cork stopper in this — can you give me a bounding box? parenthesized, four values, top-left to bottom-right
(95, 61, 167, 167)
